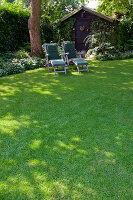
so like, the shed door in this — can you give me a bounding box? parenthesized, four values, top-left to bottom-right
(75, 20, 90, 52)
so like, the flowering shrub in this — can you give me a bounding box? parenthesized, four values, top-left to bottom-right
(86, 43, 133, 61)
(85, 19, 133, 52)
(87, 43, 117, 60)
(0, 51, 45, 77)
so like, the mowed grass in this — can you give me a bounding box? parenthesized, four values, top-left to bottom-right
(0, 59, 133, 200)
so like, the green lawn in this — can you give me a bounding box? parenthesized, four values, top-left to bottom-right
(0, 59, 133, 200)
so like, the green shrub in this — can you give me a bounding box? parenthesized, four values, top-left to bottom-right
(87, 42, 117, 60)
(87, 47, 133, 61)
(55, 18, 76, 44)
(40, 15, 53, 43)
(13, 50, 31, 59)
(0, 2, 30, 52)
(20, 42, 31, 52)
(85, 19, 133, 52)
(0, 51, 45, 77)
(0, 68, 5, 77)
(85, 18, 133, 60)
(15, 57, 45, 70)
(0, 59, 25, 76)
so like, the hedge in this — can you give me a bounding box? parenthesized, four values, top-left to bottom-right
(0, 2, 30, 52)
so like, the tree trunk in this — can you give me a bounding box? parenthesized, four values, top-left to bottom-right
(28, 0, 43, 57)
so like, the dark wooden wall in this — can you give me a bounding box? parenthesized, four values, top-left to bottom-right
(70, 9, 109, 52)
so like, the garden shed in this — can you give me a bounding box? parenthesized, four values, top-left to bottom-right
(60, 6, 114, 52)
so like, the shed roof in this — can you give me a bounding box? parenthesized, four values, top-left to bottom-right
(60, 6, 114, 23)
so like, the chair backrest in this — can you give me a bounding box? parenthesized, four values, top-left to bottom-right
(45, 43, 60, 60)
(63, 41, 76, 59)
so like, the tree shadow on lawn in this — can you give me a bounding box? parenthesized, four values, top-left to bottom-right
(0, 59, 133, 199)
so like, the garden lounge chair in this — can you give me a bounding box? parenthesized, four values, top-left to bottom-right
(45, 43, 67, 75)
(62, 41, 89, 73)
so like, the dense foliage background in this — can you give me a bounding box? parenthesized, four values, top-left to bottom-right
(0, 2, 30, 52)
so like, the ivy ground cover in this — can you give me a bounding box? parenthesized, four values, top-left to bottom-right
(0, 59, 133, 199)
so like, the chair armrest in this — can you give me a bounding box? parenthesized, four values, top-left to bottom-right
(63, 52, 69, 59)
(45, 54, 49, 64)
(63, 53, 69, 64)
(60, 53, 69, 56)
(60, 53, 69, 60)
(77, 52, 82, 58)
(60, 53, 65, 60)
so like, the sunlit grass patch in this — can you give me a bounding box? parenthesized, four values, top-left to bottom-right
(0, 59, 133, 199)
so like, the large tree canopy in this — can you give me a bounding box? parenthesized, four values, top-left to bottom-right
(41, 0, 89, 23)
(97, 0, 133, 19)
